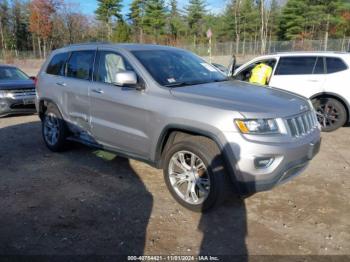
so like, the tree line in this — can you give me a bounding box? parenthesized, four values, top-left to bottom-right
(0, 0, 349, 58)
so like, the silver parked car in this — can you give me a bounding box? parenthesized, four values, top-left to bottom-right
(35, 43, 321, 211)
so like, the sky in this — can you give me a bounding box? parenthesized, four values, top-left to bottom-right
(66, 0, 227, 17)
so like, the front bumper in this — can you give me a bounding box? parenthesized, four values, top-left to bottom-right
(220, 128, 321, 195)
(0, 96, 36, 117)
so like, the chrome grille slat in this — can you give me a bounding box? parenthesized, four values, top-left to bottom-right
(286, 111, 318, 138)
(303, 114, 310, 132)
(3, 89, 36, 99)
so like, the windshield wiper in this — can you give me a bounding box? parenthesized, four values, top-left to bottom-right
(164, 80, 205, 87)
(164, 79, 231, 88)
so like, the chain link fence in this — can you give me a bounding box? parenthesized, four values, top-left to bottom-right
(1, 39, 349, 63)
(179, 38, 350, 57)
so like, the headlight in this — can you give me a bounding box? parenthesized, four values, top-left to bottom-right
(235, 119, 279, 134)
(0, 91, 6, 98)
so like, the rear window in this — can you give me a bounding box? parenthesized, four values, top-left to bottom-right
(66, 51, 95, 80)
(46, 52, 70, 76)
(326, 57, 348, 73)
(275, 56, 317, 75)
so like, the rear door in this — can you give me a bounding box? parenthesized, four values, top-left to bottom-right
(323, 56, 350, 103)
(63, 49, 96, 132)
(89, 49, 151, 157)
(269, 56, 326, 98)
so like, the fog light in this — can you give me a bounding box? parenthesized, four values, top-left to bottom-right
(254, 157, 274, 169)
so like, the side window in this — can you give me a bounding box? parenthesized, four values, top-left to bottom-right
(275, 56, 317, 75)
(46, 52, 69, 76)
(313, 57, 325, 74)
(66, 50, 95, 80)
(95, 51, 133, 84)
(236, 59, 276, 81)
(326, 57, 348, 74)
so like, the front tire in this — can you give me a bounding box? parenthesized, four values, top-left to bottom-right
(312, 98, 347, 132)
(42, 103, 68, 152)
(163, 136, 231, 212)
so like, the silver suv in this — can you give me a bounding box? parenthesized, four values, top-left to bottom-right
(36, 43, 321, 211)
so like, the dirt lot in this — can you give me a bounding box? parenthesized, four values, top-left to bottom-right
(0, 115, 349, 258)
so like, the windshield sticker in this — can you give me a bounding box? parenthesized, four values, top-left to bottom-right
(200, 63, 217, 72)
(167, 78, 176, 83)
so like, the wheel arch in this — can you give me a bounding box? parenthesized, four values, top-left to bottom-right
(38, 98, 64, 121)
(154, 125, 241, 194)
(310, 92, 350, 122)
(154, 125, 222, 167)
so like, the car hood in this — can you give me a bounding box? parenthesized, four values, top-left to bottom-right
(0, 80, 35, 90)
(170, 80, 310, 119)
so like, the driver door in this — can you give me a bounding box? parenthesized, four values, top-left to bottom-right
(89, 50, 152, 157)
(235, 58, 277, 84)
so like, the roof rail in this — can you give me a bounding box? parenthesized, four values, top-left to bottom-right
(275, 51, 348, 54)
(67, 42, 112, 47)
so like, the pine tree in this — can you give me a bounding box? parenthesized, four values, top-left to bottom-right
(143, 0, 166, 43)
(279, 0, 350, 41)
(128, 0, 145, 42)
(168, 0, 184, 43)
(0, 0, 10, 51)
(112, 20, 131, 42)
(12, 0, 31, 51)
(185, 0, 206, 45)
(95, 0, 123, 41)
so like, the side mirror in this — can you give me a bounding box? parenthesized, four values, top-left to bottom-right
(114, 71, 138, 87)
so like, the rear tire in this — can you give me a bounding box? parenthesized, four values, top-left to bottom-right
(312, 98, 347, 132)
(163, 136, 231, 212)
(42, 103, 68, 152)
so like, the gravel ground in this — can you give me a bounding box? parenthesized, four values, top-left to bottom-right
(0, 115, 349, 258)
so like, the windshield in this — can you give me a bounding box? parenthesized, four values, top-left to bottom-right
(0, 67, 29, 81)
(131, 49, 228, 87)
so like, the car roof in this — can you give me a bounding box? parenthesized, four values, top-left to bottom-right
(53, 42, 183, 53)
(260, 51, 350, 58)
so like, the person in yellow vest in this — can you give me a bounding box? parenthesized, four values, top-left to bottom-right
(249, 63, 273, 85)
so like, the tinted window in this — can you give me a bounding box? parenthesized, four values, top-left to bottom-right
(275, 57, 317, 75)
(46, 52, 69, 76)
(66, 51, 95, 80)
(313, 57, 325, 74)
(132, 49, 227, 86)
(326, 57, 347, 74)
(95, 51, 133, 84)
(0, 67, 29, 81)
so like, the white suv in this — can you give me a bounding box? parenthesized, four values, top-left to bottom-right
(234, 52, 350, 132)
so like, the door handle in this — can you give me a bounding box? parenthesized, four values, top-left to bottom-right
(92, 88, 104, 94)
(56, 82, 67, 87)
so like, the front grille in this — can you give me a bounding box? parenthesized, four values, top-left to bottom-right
(286, 111, 318, 137)
(2, 88, 36, 99)
(8, 89, 36, 98)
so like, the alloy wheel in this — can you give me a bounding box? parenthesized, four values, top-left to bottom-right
(43, 112, 60, 146)
(314, 100, 341, 129)
(168, 151, 210, 205)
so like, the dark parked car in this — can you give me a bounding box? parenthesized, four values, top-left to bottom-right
(0, 65, 36, 117)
